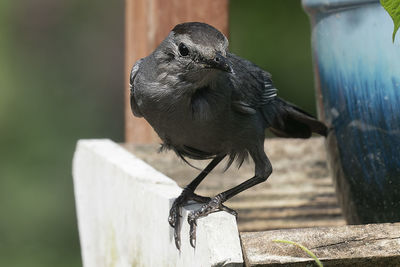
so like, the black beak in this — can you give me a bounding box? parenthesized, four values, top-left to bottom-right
(205, 52, 232, 73)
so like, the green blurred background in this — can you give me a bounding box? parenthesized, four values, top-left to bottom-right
(0, 0, 315, 266)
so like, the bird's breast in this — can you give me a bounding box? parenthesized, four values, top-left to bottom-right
(137, 87, 232, 154)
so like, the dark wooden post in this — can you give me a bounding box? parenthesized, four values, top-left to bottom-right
(125, 0, 229, 143)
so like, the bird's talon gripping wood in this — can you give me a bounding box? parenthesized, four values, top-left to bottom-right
(187, 194, 237, 248)
(168, 187, 211, 248)
(129, 22, 327, 250)
(188, 216, 197, 248)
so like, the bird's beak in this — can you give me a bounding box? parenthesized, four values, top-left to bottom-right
(205, 52, 232, 73)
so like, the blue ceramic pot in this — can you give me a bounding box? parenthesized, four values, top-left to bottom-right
(302, 0, 400, 223)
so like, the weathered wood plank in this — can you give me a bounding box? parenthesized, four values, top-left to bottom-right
(124, 0, 229, 143)
(73, 139, 243, 267)
(241, 223, 400, 266)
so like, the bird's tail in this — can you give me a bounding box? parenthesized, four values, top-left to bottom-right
(263, 97, 327, 138)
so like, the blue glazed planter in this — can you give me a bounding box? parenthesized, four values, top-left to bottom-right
(303, 0, 400, 223)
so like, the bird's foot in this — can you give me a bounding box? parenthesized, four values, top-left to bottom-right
(168, 188, 210, 250)
(187, 194, 237, 248)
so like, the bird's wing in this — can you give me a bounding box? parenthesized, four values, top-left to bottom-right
(227, 54, 327, 137)
(129, 58, 144, 118)
(227, 53, 278, 115)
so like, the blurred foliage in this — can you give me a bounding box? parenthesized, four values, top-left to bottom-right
(0, 0, 315, 266)
(230, 0, 316, 114)
(0, 0, 124, 266)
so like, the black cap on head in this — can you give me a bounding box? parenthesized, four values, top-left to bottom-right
(172, 22, 227, 47)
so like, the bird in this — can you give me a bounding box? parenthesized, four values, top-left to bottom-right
(129, 22, 327, 249)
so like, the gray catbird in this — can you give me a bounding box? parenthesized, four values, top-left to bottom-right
(130, 22, 327, 249)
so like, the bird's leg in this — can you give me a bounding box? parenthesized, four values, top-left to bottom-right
(188, 149, 272, 248)
(169, 155, 225, 249)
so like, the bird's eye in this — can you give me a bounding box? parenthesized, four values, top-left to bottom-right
(178, 43, 189, 56)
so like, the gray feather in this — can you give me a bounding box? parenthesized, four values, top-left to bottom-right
(129, 58, 144, 117)
(129, 22, 327, 169)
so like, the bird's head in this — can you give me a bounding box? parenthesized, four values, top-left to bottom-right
(154, 22, 232, 88)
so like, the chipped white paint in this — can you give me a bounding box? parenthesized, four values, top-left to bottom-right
(72, 139, 243, 267)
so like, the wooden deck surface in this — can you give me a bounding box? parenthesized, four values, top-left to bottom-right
(124, 137, 346, 232)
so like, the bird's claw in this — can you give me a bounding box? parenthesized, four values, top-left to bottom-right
(187, 194, 238, 248)
(169, 188, 211, 249)
(188, 214, 197, 248)
(169, 201, 182, 249)
(168, 204, 181, 228)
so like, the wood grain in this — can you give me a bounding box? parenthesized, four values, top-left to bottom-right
(241, 223, 400, 266)
(125, 0, 229, 143)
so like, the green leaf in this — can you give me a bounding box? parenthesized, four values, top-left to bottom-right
(273, 239, 324, 267)
(381, 0, 400, 42)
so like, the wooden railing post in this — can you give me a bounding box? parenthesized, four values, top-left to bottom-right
(124, 0, 229, 143)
